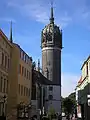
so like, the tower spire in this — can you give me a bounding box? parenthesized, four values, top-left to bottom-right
(50, 1, 54, 24)
(38, 59, 40, 72)
(10, 21, 13, 43)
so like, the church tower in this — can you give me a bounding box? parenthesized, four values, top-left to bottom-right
(41, 6, 62, 85)
(41, 5, 62, 114)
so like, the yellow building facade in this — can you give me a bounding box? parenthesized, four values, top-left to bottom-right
(0, 29, 32, 120)
(0, 29, 12, 117)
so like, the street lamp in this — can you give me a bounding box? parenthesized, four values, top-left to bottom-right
(0, 95, 6, 120)
(28, 103, 32, 119)
(87, 95, 90, 106)
(17, 103, 32, 119)
(2, 95, 6, 116)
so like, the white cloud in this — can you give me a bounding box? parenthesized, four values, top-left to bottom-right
(4, 0, 90, 29)
(7, 0, 72, 28)
(61, 73, 80, 97)
(56, 12, 72, 28)
(23, 4, 49, 23)
(0, 17, 16, 23)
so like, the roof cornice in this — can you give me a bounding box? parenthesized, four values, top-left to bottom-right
(0, 29, 12, 47)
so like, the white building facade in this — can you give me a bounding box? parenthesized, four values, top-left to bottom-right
(44, 85, 61, 114)
(76, 56, 90, 120)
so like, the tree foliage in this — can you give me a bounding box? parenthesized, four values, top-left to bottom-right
(61, 96, 65, 112)
(63, 97, 74, 115)
(61, 92, 77, 113)
(48, 106, 55, 116)
(68, 92, 77, 109)
(48, 106, 56, 119)
(32, 61, 36, 70)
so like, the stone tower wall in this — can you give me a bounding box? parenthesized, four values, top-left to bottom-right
(42, 47, 61, 85)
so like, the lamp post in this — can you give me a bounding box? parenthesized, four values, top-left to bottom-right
(40, 85, 44, 120)
(28, 103, 32, 119)
(0, 95, 6, 120)
(17, 103, 32, 120)
(87, 94, 90, 120)
(2, 95, 6, 116)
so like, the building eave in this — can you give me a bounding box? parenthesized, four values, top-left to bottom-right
(0, 29, 13, 47)
(77, 76, 88, 89)
(81, 55, 90, 70)
(13, 43, 32, 62)
(32, 70, 54, 85)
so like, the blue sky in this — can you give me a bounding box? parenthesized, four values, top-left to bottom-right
(1, 0, 90, 97)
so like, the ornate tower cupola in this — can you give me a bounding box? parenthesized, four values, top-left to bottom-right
(41, 6, 62, 49)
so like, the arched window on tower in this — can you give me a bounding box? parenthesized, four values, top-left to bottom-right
(46, 33, 52, 42)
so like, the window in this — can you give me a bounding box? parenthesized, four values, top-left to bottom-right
(27, 70, 28, 79)
(2, 52, 4, 65)
(24, 68, 26, 77)
(29, 88, 30, 96)
(89, 62, 90, 70)
(0, 103, 2, 115)
(5, 104, 7, 115)
(31, 85, 36, 100)
(47, 33, 52, 42)
(25, 87, 27, 96)
(8, 58, 10, 69)
(47, 61, 50, 66)
(49, 86, 53, 91)
(22, 66, 24, 76)
(3, 79, 6, 93)
(5, 56, 7, 68)
(18, 84, 20, 94)
(6, 80, 8, 93)
(20, 51, 24, 60)
(19, 64, 21, 74)
(27, 88, 28, 96)
(26, 56, 28, 64)
(21, 85, 23, 95)
(24, 54, 26, 61)
(28, 89, 29, 96)
(26, 88, 28, 96)
(0, 77, 3, 92)
(87, 62, 88, 75)
(20, 50, 22, 58)
(48, 95, 53, 100)
(29, 72, 30, 80)
(22, 52, 24, 60)
(25, 55, 27, 62)
(24, 87, 25, 96)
